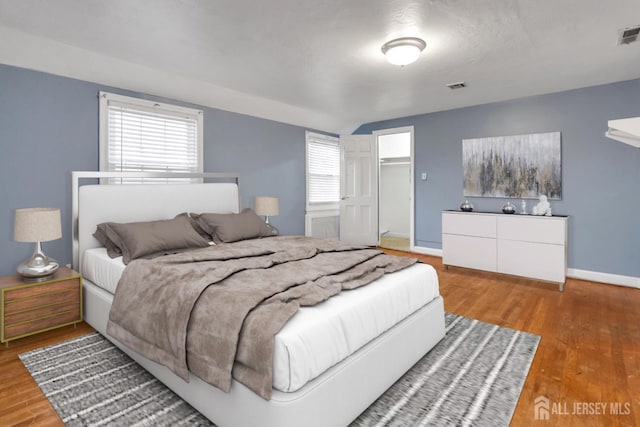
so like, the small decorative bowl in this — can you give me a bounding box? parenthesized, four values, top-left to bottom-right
(502, 202, 516, 214)
(460, 200, 474, 212)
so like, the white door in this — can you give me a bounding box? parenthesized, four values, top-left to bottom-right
(339, 134, 378, 245)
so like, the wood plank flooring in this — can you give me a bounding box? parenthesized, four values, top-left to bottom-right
(0, 322, 93, 426)
(1, 251, 638, 426)
(379, 236, 410, 252)
(403, 251, 640, 427)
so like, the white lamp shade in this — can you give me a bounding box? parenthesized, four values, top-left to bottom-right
(14, 208, 62, 242)
(254, 196, 279, 216)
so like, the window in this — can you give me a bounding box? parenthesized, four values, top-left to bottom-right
(99, 91, 203, 183)
(305, 131, 340, 209)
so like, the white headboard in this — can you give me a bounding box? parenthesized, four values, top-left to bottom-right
(72, 172, 240, 272)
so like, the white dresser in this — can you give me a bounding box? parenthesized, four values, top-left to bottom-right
(442, 211, 568, 290)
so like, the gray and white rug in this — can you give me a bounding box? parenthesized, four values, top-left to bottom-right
(351, 313, 539, 426)
(20, 313, 539, 426)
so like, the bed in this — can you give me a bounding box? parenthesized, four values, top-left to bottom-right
(72, 171, 445, 427)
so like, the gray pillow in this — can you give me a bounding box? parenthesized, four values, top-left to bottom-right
(93, 223, 123, 258)
(175, 212, 212, 241)
(196, 208, 273, 243)
(102, 216, 210, 264)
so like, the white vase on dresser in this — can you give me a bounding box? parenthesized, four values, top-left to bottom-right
(442, 211, 568, 290)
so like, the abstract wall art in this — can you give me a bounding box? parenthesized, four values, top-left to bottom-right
(462, 131, 562, 199)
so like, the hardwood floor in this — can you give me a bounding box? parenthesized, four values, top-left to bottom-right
(1, 252, 638, 426)
(0, 322, 93, 426)
(379, 236, 410, 252)
(394, 251, 640, 427)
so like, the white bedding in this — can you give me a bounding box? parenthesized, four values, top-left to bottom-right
(82, 247, 440, 393)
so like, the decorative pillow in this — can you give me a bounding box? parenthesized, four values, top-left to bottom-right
(93, 223, 123, 258)
(196, 208, 273, 243)
(101, 216, 210, 264)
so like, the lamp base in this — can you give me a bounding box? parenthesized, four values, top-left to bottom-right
(17, 262, 59, 281)
(266, 223, 279, 236)
(17, 242, 59, 281)
(264, 217, 279, 236)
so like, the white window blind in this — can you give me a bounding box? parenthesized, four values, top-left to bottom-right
(99, 91, 203, 183)
(306, 132, 340, 206)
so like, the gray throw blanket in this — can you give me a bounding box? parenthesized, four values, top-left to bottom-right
(107, 236, 417, 399)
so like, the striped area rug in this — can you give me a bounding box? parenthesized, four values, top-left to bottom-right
(19, 333, 212, 426)
(351, 313, 540, 426)
(20, 313, 539, 426)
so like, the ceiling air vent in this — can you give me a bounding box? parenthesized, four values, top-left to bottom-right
(447, 81, 466, 90)
(618, 25, 640, 45)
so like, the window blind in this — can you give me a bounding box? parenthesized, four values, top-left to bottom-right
(307, 133, 340, 204)
(100, 92, 203, 183)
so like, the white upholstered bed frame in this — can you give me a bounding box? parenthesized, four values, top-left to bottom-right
(72, 172, 446, 427)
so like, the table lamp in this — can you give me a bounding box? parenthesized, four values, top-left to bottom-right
(14, 207, 62, 281)
(254, 196, 279, 235)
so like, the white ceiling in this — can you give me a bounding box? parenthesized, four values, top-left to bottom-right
(1, 0, 639, 133)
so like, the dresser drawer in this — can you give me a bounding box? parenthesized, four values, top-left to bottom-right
(442, 233, 497, 272)
(442, 212, 497, 238)
(497, 216, 566, 244)
(498, 239, 566, 282)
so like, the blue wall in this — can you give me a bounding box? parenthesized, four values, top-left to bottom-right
(0, 64, 314, 276)
(2, 63, 638, 279)
(356, 79, 640, 278)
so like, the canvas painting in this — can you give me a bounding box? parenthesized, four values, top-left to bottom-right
(462, 132, 562, 199)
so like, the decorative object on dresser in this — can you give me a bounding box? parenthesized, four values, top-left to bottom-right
(1, 267, 82, 346)
(13, 207, 62, 280)
(532, 195, 552, 216)
(502, 201, 516, 214)
(254, 196, 280, 235)
(460, 200, 474, 212)
(462, 131, 562, 199)
(442, 211, 568, 291)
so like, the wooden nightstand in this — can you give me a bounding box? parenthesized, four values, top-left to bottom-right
(1, 267, 82, 347)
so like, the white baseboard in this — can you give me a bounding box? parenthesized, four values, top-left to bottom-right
(410, 245, 443, 257)
(567, 268, 640, 289)
(409, 247, 639, 289)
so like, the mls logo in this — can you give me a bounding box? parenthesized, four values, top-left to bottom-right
(534, 396, 550, 420)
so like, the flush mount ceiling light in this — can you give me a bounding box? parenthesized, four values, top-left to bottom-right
(381, 37, 426, 66)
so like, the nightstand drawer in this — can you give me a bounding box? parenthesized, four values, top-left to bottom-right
(4, 278, 79, 301)
(4, 287, 80, 315)
(4, 309, 80, 340)
(4, 300, 80, 325)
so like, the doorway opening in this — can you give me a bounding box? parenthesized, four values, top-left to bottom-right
(374, 127, 414, 252)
